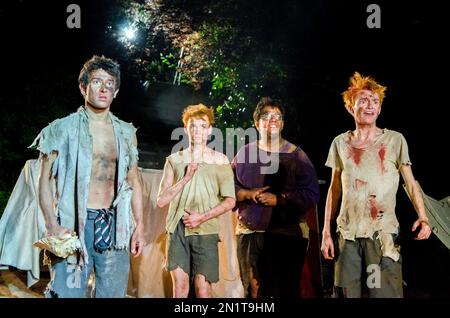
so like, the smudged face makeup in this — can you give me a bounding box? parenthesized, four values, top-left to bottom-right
(352, 89, 381, 126)
(186, 116, 211, 146)
(82, 69, 118, 110)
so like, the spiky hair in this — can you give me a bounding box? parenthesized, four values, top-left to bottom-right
(342, 72, 386, 110)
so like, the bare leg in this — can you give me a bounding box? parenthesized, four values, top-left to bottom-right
(171, 267, 190, 298)
(249, 273, 260, 298)
(194, 274, 211, 298)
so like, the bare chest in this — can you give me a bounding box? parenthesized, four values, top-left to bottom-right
(89, 121, 117, 171)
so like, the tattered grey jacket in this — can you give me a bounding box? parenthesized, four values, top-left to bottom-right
(30, 107, 138, 266)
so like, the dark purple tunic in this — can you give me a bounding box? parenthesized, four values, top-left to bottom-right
(231, 141, 320, 236)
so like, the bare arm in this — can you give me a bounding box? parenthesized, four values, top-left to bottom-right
(127, 165, 143, 226)
(321, 168, 342, 260)
(38, 152, 71, 236)
(400, 164, 431, 240)
(183, 196, 236, 229)
(156, 161, 197, 208)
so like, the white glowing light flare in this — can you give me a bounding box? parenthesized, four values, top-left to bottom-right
(123, 26, 137, 40)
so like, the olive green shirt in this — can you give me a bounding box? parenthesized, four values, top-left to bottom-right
(164, 149, 236, 236)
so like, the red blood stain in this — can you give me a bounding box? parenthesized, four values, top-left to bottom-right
(370, 205, 378, 220)
(368, 196, 381, 220)
(378, 144, 386, 173)
(355, 179, 367, 189)
(348, 147, 364, 166)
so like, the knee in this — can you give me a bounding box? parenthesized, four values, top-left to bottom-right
(173, 279, 189, 298)
(250, 276, 260, 288)
(249, 278, 260, 298)
(195, 279, 211, 298)
(195, 285, 211, 298)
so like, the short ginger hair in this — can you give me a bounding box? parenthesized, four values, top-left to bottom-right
(182, 103, 215, 126)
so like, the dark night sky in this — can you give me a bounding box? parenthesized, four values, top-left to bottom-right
(2, 0, 448, 191)
(1, 0, 449, 295)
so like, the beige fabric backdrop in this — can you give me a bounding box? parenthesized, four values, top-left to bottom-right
(0, 162, 244, 297)
(127, 168, 244, 297)
(0, 160, 46, 287)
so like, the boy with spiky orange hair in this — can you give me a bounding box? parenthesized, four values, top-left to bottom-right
(321, 72, 431, 298)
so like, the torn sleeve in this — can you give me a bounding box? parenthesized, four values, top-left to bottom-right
(129, 143, 139, 168)
(29, 123, 62, 178)
(126, 125, 139, 169)
(29, 124, 61, 157)
(325, 136, 343, 169)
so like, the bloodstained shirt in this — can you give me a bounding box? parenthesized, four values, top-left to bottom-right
(325, 129, 411, 261)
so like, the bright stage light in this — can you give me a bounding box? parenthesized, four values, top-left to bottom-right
(124, 26, 136, 40)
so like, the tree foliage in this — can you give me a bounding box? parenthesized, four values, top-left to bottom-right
(108, 0, 289, 129)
